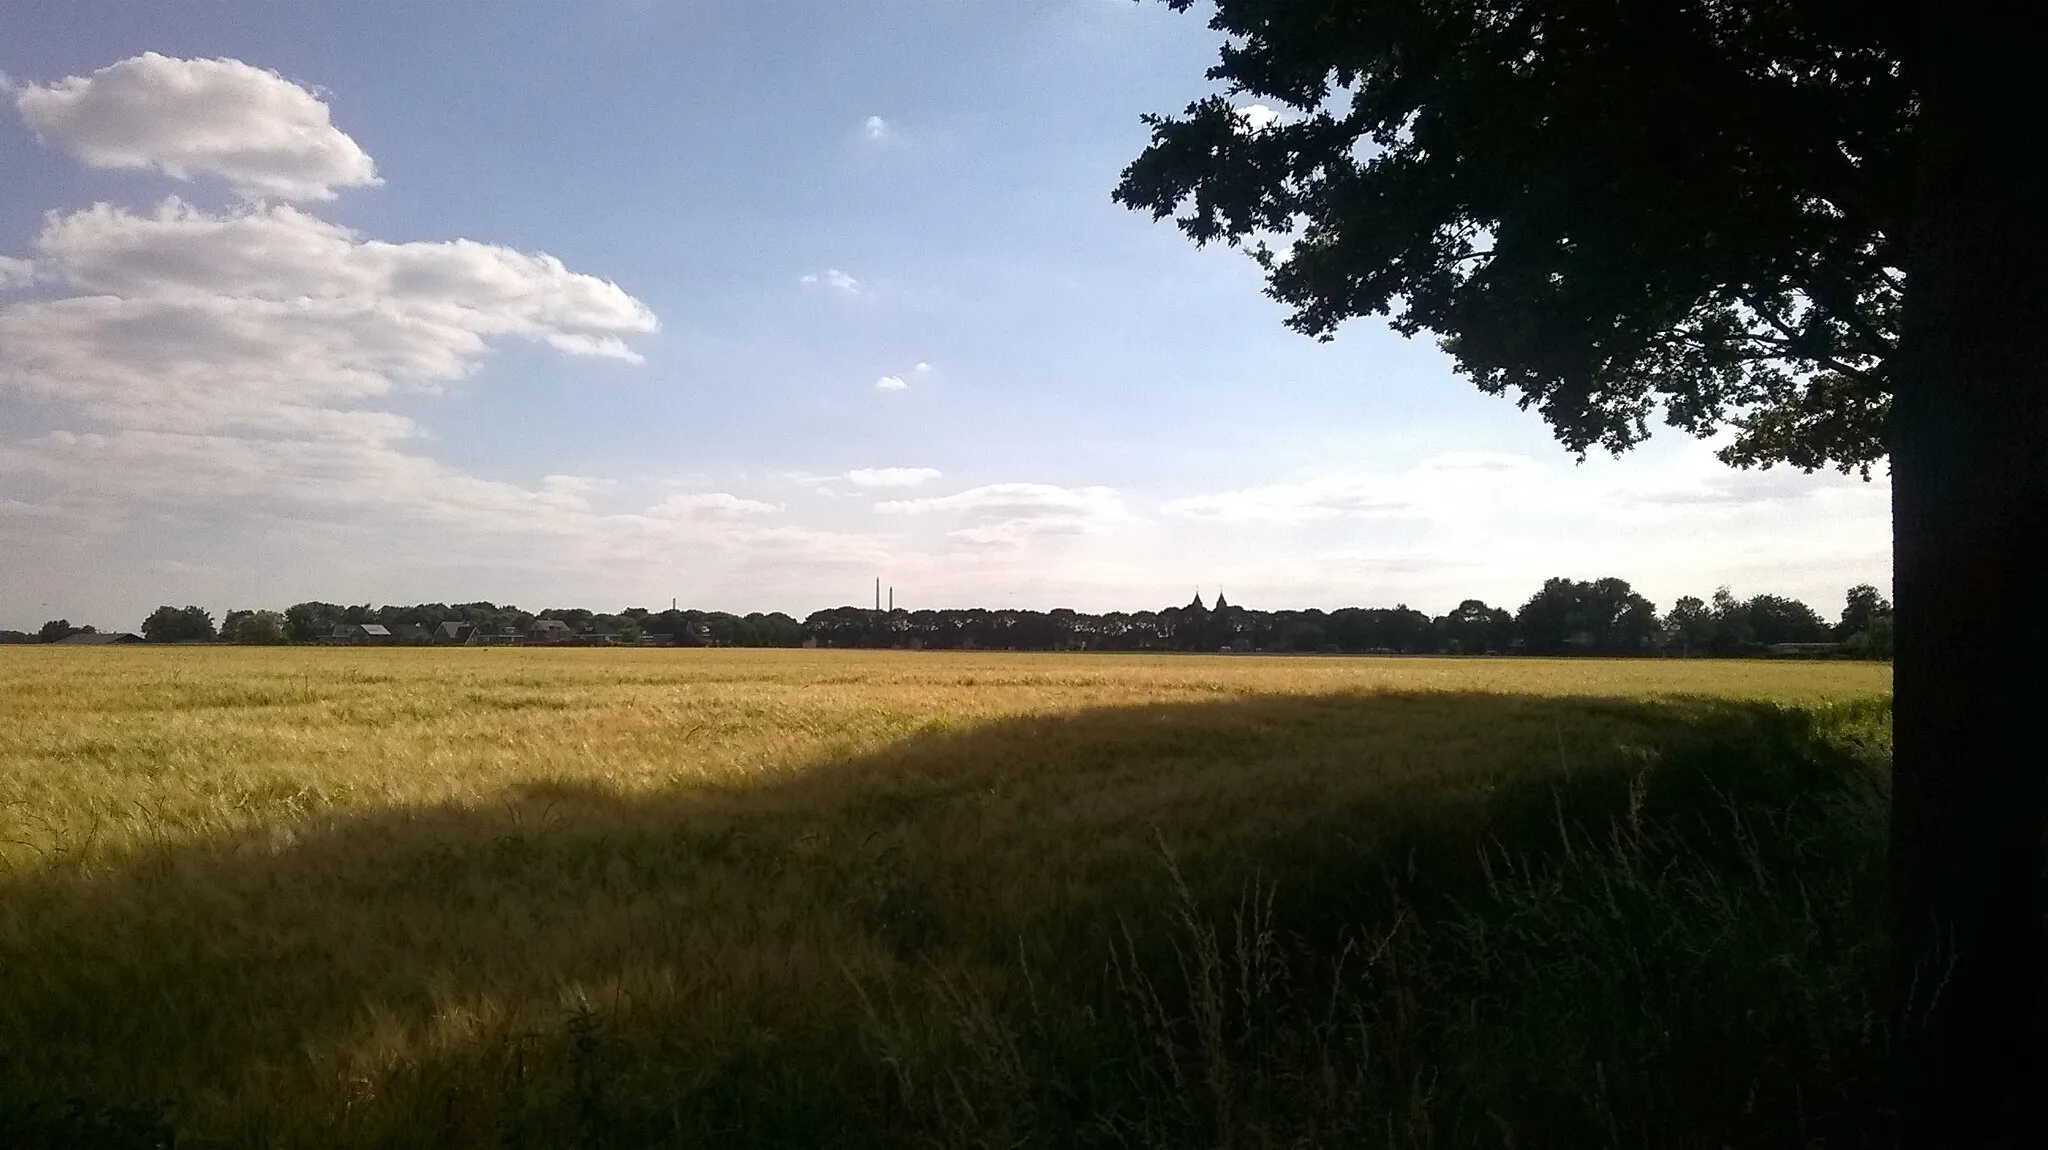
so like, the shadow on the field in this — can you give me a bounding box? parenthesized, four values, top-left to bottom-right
(0, 689, 1887, 1147)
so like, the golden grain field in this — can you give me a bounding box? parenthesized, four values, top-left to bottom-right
(0, 648, 1890, 1147)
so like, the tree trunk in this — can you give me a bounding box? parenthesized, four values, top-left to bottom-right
(1890, 3, 2048, 1144)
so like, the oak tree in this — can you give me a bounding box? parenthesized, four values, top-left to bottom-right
(1118, 1, 2043, 1142)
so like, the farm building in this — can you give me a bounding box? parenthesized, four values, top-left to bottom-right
(332, 623, 395, 646)
(434, 621, 474, 644)
(527, 619, 575, 644)
(54, 631, 143, 645)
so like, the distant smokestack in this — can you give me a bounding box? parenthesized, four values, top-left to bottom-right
(875, 577, 881, 611)
(889, 586, 894, 612)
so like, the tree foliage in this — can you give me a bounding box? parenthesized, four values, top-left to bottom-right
(1115, 0, 1914, 473)
(36, 619, 89, 643)
(140, 606, 215, 643)
(28, 584, 1866, 656)
(222, 610, 288, 645)
(1834, 582, 1893, 657)
(1515, 576, 1659, 654)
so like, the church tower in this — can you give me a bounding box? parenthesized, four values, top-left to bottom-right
(1176, 589, 1209, 651)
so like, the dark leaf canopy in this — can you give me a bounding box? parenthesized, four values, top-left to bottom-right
(1116, 0, 1915, 472)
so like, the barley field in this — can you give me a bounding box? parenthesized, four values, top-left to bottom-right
(0, 649, 1892, 1148)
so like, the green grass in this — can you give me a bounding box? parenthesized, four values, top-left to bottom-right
(0, 649, 1893, 1147)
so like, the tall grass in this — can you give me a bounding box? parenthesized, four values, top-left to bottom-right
(0, 650, 1891, 1147)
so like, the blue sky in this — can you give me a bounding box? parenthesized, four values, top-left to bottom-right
(0, 0, 1889, 630)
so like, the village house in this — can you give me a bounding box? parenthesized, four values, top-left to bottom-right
(526, 619, 575, 644)
(332, 623, 394, 646)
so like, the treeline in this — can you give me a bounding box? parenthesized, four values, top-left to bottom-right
(3, 578, 1894, 657)
(802, 579, 1889, 656)
(15, 602, 808, 647)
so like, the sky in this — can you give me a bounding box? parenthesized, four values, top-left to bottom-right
(0, 0, 1891, 631)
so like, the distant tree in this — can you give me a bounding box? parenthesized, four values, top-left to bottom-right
(1699, 589, 1830, 651)
(37, 619, 85, 643)
(1663, 596, 1716, 657)
(538, 608, 596, 633)
(1437, 599, 1513, 654)
(1739, 594, 1831, 646)
(1517, 578, 1658, 655)
(375, 603, 454, 630)
(1836, 583, 1893, 640)
(1846, 614, 1895, 661)
(284, 602, 346, 643)
(141, 606, 216, 643)
(1271, 610, 1327, 653)
(704, 611, 753, 646)
(1833, 584, 1895, 659)
(226, 610, 287, 645)
(0, 630, 34, 644)
(748, 612, 804, 647)
(1709, 588, 1755, 652)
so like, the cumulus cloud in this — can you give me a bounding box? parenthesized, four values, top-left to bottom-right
(846, 467, 941, 488)
(875, 375, 909, 391)
(862, 114, 890, 140)
(0, 198, 657, 435)
(12, 53, 381, 201)
(1233, 103, 1282, 134)
(0, 256, 32, 290)
(799, 268, 861, 296)
(914, 361, 932, 373)
(0, 55, 673, 587)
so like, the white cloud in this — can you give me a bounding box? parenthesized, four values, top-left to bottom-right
(12, 53, 381, 201)
(0, 198, 657, 434)
(1233, 103, 1281, 134)
(1165, 478, 1410, 525)
(0, 64, 678, 603)
(846, 467, 941, 488)
(799, 268, 862, 296)
(914, 361, 933, 373)
(647, 491, 780, 518)
(1166, 452, 1545, 525)
(862, 114, 890, 140)
(876, 483, 1113, 517)
(1634, 466, 1869, 507)
(875, 482, 1128, 547)
(875, 375, 909, 391)
(0, 256, 32, 290)
(540, 475, 612, 506)
(1157, 445, 1889, 612)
